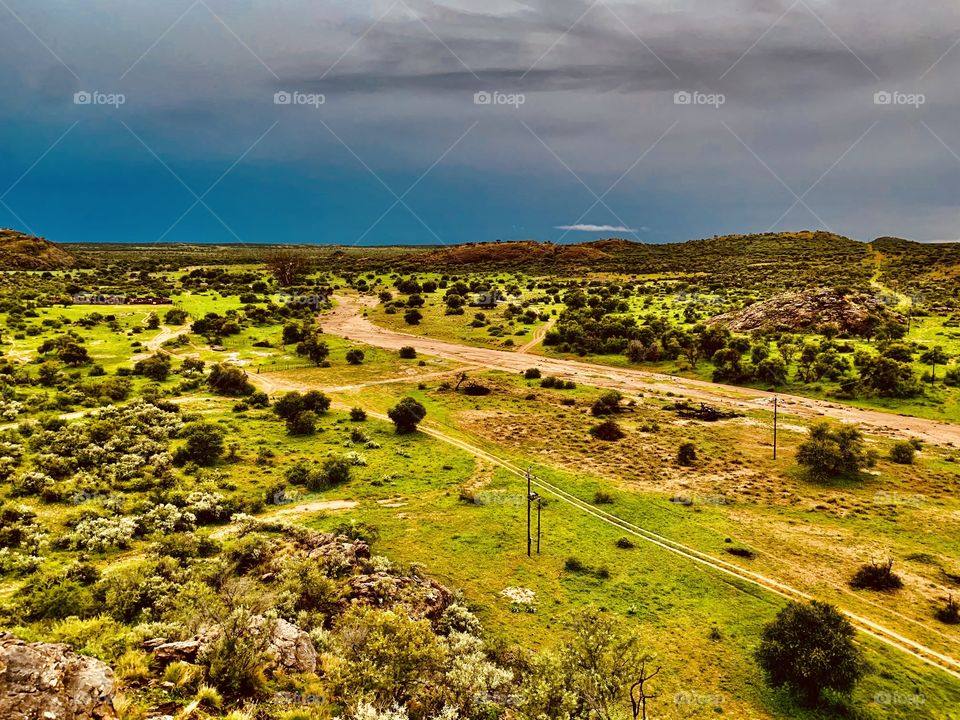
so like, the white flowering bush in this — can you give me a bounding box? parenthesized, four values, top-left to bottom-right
(0, 398, 24, 420)
(72, 516, 138, 552)
(11, 471, 54, 497)
(141, 503, 196, 533)
(500, 586, 536, 612)
(343, 451, 368, 467)
(443, 632, 513, 713)
(184, 490, 228, 524)
(0, 548, 42, 576)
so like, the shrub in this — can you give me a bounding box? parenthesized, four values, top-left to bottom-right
(725, 547, 756, 559)
(133, 353, 172, 381)
(403, 309, 423, 325)
(615, 537, 635, 549)
(286, 411, 318, 436)
(796, 422, 869, 478)
(349, 407, 367, 421)
(850, 559, 903, 591)
(207, 363, 254, 396)
(589, 420, 624, 441)
(176, 422, 226, 466)
(398, 346, 417, 359)
(756, 601, 864, 705)
(345, 349, 365, 365)
(524, 368, 541, 379)
(677, 442, 697, 467)
(201, 607, 271, 698)
(935, 595, 960, 624)
(593, 491, 614, 504)
(889, 441, 915, 464)
(462, 383, 491, 396)
(387, 397, 427, 434)
(590, 390, 623, 416)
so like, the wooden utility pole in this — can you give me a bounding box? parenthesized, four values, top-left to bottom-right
(773, 395, 778, 460)
(526, 468, 532, 557)
(536, 496, 542, 554)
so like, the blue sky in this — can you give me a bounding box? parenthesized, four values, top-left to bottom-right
(1, 0, 959, 245)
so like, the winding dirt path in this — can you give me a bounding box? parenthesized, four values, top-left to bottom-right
(323, 295, 960, 446)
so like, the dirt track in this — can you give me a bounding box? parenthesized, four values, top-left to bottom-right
(322, 295, 960, 447)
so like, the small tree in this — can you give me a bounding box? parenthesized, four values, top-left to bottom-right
(677, 442, 697, 467)
(398, 346, 417, 359)
(345, 348, 365, 365)
(919, 346, 949, 383)
(796, 422, 868, 478)
(404, 309, 423, 325)
(177, 422, 226, 466)
(756, 601, 863, 705)
(349, 407, 367, 421)
(387, 397, 427, 434)
(296, 333, 330, 366)
(591, 390, 623, 416)
(590, 420, 625, 441)
(888, 441, 915, 464)
(286, 411, 318, 436)
(850, 558, 903, 591)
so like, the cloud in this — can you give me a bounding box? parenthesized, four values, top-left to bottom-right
(555, 224, 638, 233)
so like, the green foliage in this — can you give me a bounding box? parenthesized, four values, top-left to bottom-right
(796, 422, 869, 478)
(889, 440, 916, 464)
(850, 558, 903, 591)
(207, 363, 254, 396)
(677, 442, 697, 466)
(756, 600, 864, 705)
(387, 397, 427, 434)
(176, 421, 226, 466)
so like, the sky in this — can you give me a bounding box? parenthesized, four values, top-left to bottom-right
(0, 0, 958, 246)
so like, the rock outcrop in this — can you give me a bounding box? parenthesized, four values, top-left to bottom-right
(143, 618, 317, 675)
(0, 632, 117, 720)
(708, 287, 899, 334)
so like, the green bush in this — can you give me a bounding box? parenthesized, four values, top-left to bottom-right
(889, 441, 915, 464)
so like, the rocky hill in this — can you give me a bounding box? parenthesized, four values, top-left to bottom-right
(0, 229, 75, 269)
(708, 287, 899, 333)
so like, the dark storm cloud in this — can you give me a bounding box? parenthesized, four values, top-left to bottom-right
(1, 0, 959, 242)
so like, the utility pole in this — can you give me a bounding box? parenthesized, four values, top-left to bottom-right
(536, 495, 542, 554)
(773, 395, 778, 460)
(526, 467, 541, 557)
(526, 468, 532, 558)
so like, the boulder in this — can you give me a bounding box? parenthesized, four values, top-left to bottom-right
(265, 618, 317, 675)
(0, 632, 117, 720)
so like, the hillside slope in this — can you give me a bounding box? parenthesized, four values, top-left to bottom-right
(0, 229, 75, 269)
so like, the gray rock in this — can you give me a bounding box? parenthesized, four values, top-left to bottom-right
(0, 632, 117, 720)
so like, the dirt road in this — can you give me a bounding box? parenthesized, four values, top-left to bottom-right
(322, 295, 960, 446)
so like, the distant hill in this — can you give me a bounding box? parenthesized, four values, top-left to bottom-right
(0, 229, 76, 270)
(417, 240, 611, 268)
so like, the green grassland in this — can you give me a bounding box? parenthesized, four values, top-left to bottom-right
(3, 236, 960, 719)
